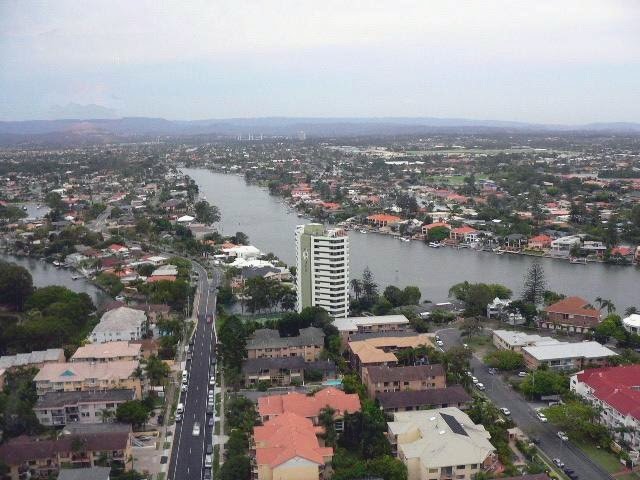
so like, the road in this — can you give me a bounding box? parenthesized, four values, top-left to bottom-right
(437, 328, 613, 480)
(168, 262, 220, 480)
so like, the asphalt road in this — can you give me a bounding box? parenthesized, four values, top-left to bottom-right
(168, 263, 219, 480)
(437, 327, 613, 480)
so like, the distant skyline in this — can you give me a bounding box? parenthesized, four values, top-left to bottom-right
(1, 0, 639, 123)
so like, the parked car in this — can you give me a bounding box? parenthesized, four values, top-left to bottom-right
(476, 383, 486, 391)
(499, 408, 511, 416)
(488, 368, 497, 375)
(206, 444, 213, 454)
(536, 411, 547, 422)
(175, 413, 182, 422)
(209, 376, 215, 386)
(208, 417, 214, 427)
(557, 431, 569, 441)
(553, 458, 565, 468)
(204, 454, 212, 467)
(518, 371, 528, 377)
(472, 376, 479, 384)
(436, 340, 444, 347)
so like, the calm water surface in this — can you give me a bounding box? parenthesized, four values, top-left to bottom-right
(184, 168, 640, 311)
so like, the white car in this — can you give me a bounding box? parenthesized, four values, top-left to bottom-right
(472, 376, 479, 384)
(499, 408, 511, 416)
(209, 376, 215, 386)
(436, 340, 444, 347)
(536, 412, 548, 422)
(557, 431, 569, 441)
(476, 382, 486, 391)
(518, 371, 528, 377)
(175, 413, 182, 422)
(181, 384, 188, 392)
(193, 422, 201, 436)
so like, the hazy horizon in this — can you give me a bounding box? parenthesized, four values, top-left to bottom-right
(1, 1, 639, 123)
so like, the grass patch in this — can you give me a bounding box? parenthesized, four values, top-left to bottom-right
(616, 473, 640, 480)
(156, 473, 166, 480)
(576, 442, 624, 474)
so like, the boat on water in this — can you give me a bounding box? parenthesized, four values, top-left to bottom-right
(71, 274, 81, 280)
(359, 229, 368, 234)
(569, 257, 587, 264)
(428, 242, 441, 248)
(400, 237, 410, 242)
(495, 250, 505, 255)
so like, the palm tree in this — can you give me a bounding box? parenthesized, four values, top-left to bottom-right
(350, 278, 362, 300)
(594, 297, 615, 314)
(625, 306, 638, 317)
(99, 408, 115, 423)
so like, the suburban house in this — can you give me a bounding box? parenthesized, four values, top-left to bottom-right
(367, 213, 402, 228)
(0, 423, 131, 480)
(89, 307, 147, 344)
(571, 365, 640, 458)
(70, 341, 142, 363)
(348, 333, 434, 374)
(257, 387, 360, 431)
(387, 407, 497, 480)
(550, 235, 581, 257)
(377, 386, 472, 413)
(246, 327, 325, 362)
(251, 412, 333, 480)
(34, 389, 136, 426)
(33, 361, 143, 398)
(492, 330, 562, 352)
(361, 364, 446, 398)
(527, 234, 552, 250)
(332, 314, 411, 347)
(541, 296, 601, 333)
(623, 314, 640, 335)
(242, 357, 336, 387)
(449, 225, 479, 243)
(0, 349, 66, 372)
(522, 341, 616, 371)
(421, 222, 451, 236)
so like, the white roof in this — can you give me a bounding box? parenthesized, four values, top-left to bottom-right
(92, 307, 146, 335)
(177, 215, 195, 222)
(493, 329, 561, 348)
(333, 314, 410, 332)
(623, 314, 640, 328)
(0, 349, 64, 369)
(152, 265, 178, 276)
(523, 341, 617, 361)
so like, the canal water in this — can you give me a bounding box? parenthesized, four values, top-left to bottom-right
(0, 253, 109, 307)
(192, 168, 639, 311)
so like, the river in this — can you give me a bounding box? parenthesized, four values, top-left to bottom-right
(188, 168, 640, 311)
(0, 253, 109, 307)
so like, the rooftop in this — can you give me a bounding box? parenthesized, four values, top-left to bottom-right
(35, 389, 135, 409)
(246, 327, 325, 350)
(34, 360, 139, 383)
(576, 365, 640, 421)
(258, 387, 360, 419)
(493, 330, 562, 348)
(523, 341, 617, 361)
(57, 467, 111, 480)
(377, 386, 472, 410)
(332, 314, 409, 332)
(71, 341, 141, 361)
(545, 296, 599, 318)
(365, 364, 445, 383)
(92, 306, 146, 334)
(0, 348, 64, 369)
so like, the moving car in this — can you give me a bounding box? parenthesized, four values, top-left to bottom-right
(192, 422, 201, 436)
(557, 431, 569, 441)
(553, 458, 565, 468)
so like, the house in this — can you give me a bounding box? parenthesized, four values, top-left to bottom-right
(71, 341, 142, 363)
(89, 307, 147, 343)
(486, 297, 511, 319)
(348, 333, 434, 374)
(522, 341, 616, 371)
(550, 235, 581, 257)
(0, 348, 66, 372)
(376, 386, 472, 413)
(571, 365, 640, 455)
(421, 222, 451, 236)
(35, 389, 136, 426)
(541, 296, 601, 333)
(251, 412, 333, 480)
(387, 407, 496, 480)
(34, 361, 143, 398)
(622, 314, 640, 335)
(361, 364, 446, 398)
(492, 330, 562, 352)
(367, 213, 402, 227)
(504, 233, 527, 250)
(246, 327, 325, 362)
(332, 314, 411, 347)
(257, 387, 360, 431)
(57, 466, 111, 480)
(449, 225, 479, 243)
(527, 234, 552, 250)
(0, 423, 131, 480)
(241, 357, 336, 387)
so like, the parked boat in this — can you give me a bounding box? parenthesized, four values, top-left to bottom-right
(71, 274, 81, 280)
(569, 257, 587, 264)
(400, 237, 410, 242)
(359, 229, 368, 234)
(428, 242, 441, 248)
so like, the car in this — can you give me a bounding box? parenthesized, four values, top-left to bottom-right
(186, 352, 192, 361)
(552, 458, 565, 468)
(208, 417, 215, 427)
(466, 371, 473, 377)
(462, 343, 469, 349)
(488, 368, 496, 375)
(204, 454, 212, 467)
(208, 389, 214, 397)
(563, 467, 575, 474)
(203, 468, 212, 480)
(435, 335, 441, 341)
(206, 405, 214, 415)
(192, 422, 201, 436)
(499, 408, 511, 416)
(518, 371, 528, 377)
(436, 340, 444, 347)
(209, 376, 215, 386)
(175, 413, 182, 422)
(472, 376, 479, 384)
(176, 403, 184, 414)
(567, 472, 579, 480)
(536, 412, 547, 422)
(206, 314, 213, 323)
(476, 382, 485, 391)
(206, 444, 213, 455)
(557, 431, 569, 441)
(181, 384, 188, 392)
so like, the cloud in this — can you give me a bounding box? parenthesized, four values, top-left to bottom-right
(46, 103, 118, 120)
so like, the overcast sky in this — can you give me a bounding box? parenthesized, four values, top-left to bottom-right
(1, 0, 639, 123)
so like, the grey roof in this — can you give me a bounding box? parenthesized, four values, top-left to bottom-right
(348, 330, 418, 342)
(57, 467, 111, 480)
(366, 364, 445, 383)
(246, 327, 324, 350)
(305, 360, 337, 374)
(242, 356, 306, 373)
(35, 389, 135, 409)
(92, 306, 146, 334)
(0, 348, 64, 369)
(62, 422, 131, 435)
(523, 341, 617, 361)
(377, 386, 472, 410)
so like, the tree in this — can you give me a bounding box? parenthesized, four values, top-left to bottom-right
(0, 260, 34, 310)
(145, 355, 170, 386)
(383, 285, 404, 307)
(350, 278, 363, 300)
(522, 262, 546, 305)
(544, 400, 609, 445)
(116, 400, 150, 428)
(401, 286, 421, 305)
(625, 306, 638, 316)
(219, 455, 250, 480)
(520, 370, 568, 398)
(194, 200, 220, 224)
(427, 226, 450, 242)
(460, 317, 482, 337)
(372, 297, 393, 315)
(595, 297, 616, 314)
(484, 350, 525, 371)
(361, 267, 378, 301)
(232, 231, 249, 245)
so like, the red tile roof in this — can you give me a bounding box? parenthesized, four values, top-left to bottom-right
(451, 225, 477, 234)
(258, 387, 360, 419)
(577, 365, 640, 421)
(367, 213, 402, 223)
(545, 296, 599, 318)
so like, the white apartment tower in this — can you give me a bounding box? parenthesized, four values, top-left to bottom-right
(295, 224, 350, 318)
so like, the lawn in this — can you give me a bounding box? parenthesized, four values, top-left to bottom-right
(576, 442, 625, 474)
(616, 473, 640, 480)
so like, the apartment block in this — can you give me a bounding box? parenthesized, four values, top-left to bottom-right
(333, 314, 411, 347)
(71, 341, 142, 363)
(246, 327, 325, 362)
(362, 364, 445, 398)
(35, 389, 135, 426)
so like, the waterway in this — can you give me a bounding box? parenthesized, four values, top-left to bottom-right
(189, 168, 640, 311)
(0, 253, 109, 307)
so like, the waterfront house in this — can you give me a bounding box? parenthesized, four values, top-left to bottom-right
(450, 225, 479, 243)
(361, 364, 445, 398)
(366, 213, 402, 228)
(522, 341, 616, 370)
(550, 235, 581, 257)
(492, 330, 561, 352)
(541, 296, 600, 333)
(527, 234, 552, 250)
(623, 314, 640, 335)
(35, 389, 135, 426)
(246, 327, 325, 362)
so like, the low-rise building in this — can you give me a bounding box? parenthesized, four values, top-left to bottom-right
(246, 327, 325, 362)
(622, 314, 640, 335)
(377, 386, 472, 413)
(34, 361, 142, 398)
(492, 330, 562, 352)
(89, 307, 147, 344)
(0, 423, 131, 480)
(541, 296, 601, 333)
(71, 341, 141, 363)
(387, 407, 496, 480)
(332, 314, 411, 347)
(571, 365, 640, 455)
(0, 348, 66, 372)
(348, 333, 434, 374)
(361, 364, 445, 398)
(242, 357, 336, 387)
(35, 389, 135, 426)
(522, 341, 616, 370)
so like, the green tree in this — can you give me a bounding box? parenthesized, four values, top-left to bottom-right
(219, 455, 250, 480)
(522, 262, 546, 305)
(520, 369, 568, 398)
(144, 355, 170, 386)
(0, 260, 34, 310)
(116, 400, 150, 428)
(319, 406, 337, 447)
(427, 226, 450, 242)
(401, 286, 421, 305)
(383, 285, 404, 307)
(544, 400, 609, 445)
(484, 350, 525, 371)
(194, 200, 220, 224)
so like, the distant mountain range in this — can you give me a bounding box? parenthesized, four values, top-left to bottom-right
(0, 116, 639, 146)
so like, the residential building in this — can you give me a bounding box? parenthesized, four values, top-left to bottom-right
(367, 213, 401, 227)
(450, 225, 479, 243)
(541, 296, 601, 333)
(57, 466, 111, 480)
(421, 222, 451, 236)
(377, 386, 472, 413)
(34, 389, 135, 426)
(89, 307, 147, 343)
(34, 361, 142, 398)
(387, 407, 496, 480)
(361, 364, 446, 398)
(348, 333, 434, 374)
(527, 234, 552, 250)
(550, 235, 581, 256)
(71, 341, 141, 363)
(571, 365, 640, 456)
(246, 327, 325, 362)
(623, 314, 640, 335)
(0, 348, 66, 372)
(257, 387, 360, 431)
(492, 330, 562, 352)
(522, 341, 616, 370)
(333, 314, 411, 346)
(251, 412, 333, 480)
(0, 423, 131, 480)
(242, 357, 336, 387)
(295, 224, 350, 318)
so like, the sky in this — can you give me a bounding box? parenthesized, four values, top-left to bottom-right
(1, 0, 639, 123)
